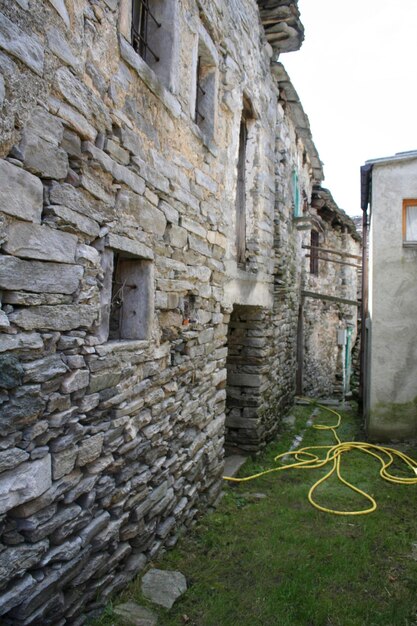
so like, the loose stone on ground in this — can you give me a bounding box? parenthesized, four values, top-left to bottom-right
(141, 569, 187, 609)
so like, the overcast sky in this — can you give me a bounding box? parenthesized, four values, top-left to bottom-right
(283, 0, 417, 217)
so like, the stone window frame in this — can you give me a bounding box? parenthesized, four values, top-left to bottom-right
(402, 198, 417, 246)
(119, 0, 181, 103)
(190, 23, 219, 143)
(95, 236, 154, 344)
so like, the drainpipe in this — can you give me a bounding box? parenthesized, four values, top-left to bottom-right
(358, 164, 372, 413)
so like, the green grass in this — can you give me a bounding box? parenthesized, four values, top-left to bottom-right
(91, 404, 417, 626)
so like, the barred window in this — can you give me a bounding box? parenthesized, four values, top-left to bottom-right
(195, 56, 205, 125)
(190, 24, 219, 142)
(131, 0, 161, 63)
(125, 0, 176, 89)
(193, 31, 217, 139)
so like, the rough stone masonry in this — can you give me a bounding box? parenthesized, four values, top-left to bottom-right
(0, 0, 360, 623)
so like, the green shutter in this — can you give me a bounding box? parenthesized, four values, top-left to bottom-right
(293, 170, 301, 217)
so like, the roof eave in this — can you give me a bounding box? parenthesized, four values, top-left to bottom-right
(256, 0, 304, 57)
(272, 63, 324, 184)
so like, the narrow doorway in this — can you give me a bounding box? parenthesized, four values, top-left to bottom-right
(225, 304, 265, 454)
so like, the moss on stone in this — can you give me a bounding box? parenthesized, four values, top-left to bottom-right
(368, 396, 417, 440)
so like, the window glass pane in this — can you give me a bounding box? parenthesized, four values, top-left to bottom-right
(405, 205, 417, 241)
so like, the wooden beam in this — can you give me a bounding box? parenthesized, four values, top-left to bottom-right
(302, 290, 360, 307)
(305, 254, 361, 269)
(303, 244, 362, 261)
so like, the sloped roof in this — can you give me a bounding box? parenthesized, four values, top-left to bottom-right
(361, 151, 417, 210)
(272, 63, 324, 184)
(312, 187, 361, 242)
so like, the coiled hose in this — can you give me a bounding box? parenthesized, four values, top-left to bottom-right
(223, 399, 417, 515)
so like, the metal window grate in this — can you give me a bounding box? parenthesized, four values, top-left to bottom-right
(195, 56, 206, 124)
(131, 0, 161, 63)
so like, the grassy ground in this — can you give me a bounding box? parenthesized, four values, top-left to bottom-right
(91, 403, 417, 626)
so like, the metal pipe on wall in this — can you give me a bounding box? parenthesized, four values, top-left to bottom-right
(359, 164, 372, 413)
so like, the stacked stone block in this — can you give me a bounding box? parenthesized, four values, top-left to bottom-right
(226, 305, 269, 452)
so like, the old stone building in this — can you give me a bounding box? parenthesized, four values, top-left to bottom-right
(0, 0, 359, 623)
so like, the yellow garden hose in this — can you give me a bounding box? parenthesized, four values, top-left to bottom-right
(223, 399, 417, 516)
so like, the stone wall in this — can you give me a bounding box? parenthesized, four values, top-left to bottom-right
(0, 0, 359, 623)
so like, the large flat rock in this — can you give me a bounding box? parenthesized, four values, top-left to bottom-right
(4, 222, 77, 263)
(0, 455, 52, 515)
(0, 159, 43, 223)
(0, 256, 83, 294)
(141, 569, 187, 609)
(9, 304, 97, 331)
(0, 12, 44, 75)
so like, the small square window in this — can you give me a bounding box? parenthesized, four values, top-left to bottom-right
(110, 254, 153, 340)
(403, 199, 417, 244)
(96, 249, 153, 343)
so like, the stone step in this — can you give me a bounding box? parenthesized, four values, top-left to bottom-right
(223, 454, 247, 478)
